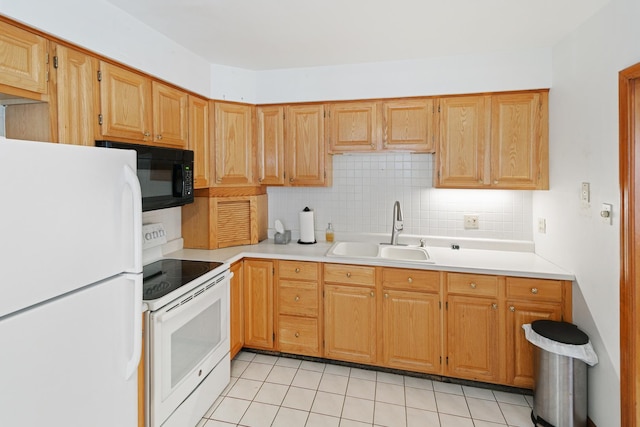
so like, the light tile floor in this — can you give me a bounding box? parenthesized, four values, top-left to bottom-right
(197, 351, 535, 427)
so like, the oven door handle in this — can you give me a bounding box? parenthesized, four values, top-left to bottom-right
(154, 276, 229, 324)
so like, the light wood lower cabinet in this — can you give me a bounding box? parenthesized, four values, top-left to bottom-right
(230, 261, 244, 359)
(276, 261, 322, 356)
(324, 264, 377, 364)
(243, 259, 274, 350)
(381, 268, 442, 374)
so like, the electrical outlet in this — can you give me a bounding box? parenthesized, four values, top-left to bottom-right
(464, 214, 479, 229)
(538, 218, 546, 234)
(581, 182, 590, 208)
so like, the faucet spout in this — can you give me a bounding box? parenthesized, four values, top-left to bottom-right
(390, 201, 403, 245)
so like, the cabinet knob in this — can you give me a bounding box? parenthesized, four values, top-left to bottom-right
(384, 293, 389, 298)
(156, 134, 163, 140)
(370, 291, 375, 297)
(491, 303, 498, 310)
(470, 282, 477, 289)
(407, 277, 413, 283)
(493, 180, 498, 185)
(289, 177, 294, 183)
(346, 272, 351, 278)
(295, 268, 300, 273)
(258, 178, 263, 183)
(531, 288, 538, 294)
(143, 131, 151, 137)
(510, 306, 515, 312)
(295, 332, 300, 338)
(294, 296, 300, 301)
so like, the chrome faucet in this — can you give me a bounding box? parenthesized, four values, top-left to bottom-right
(390, 201, 403, 245)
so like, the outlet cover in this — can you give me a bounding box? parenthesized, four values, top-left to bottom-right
(538, 218, 546, 234)
(464, 214, 479, 229)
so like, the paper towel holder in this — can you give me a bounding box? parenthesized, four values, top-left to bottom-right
(298, 206, 317, 244)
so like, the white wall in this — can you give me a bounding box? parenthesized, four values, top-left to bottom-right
(268, 153, 533, 242)
(533, 0, 640, 423)
(0, 0, 212, 97)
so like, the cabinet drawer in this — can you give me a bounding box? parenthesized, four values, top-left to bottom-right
(279, 260, 319, 281)
(382, 268, 440, 293)
(506, 277, 563, 302)
(278, 280, 318, 316)
(447, 273, 498, 297)
(324, 264, 375, 286)
(278, 315, 320, 356)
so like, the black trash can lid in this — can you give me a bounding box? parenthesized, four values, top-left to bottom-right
(531, 320, 589, 345)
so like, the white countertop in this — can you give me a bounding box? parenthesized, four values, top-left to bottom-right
(165, 238, 574, 281)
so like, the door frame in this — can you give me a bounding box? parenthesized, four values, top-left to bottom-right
(619, 61, 640, 426)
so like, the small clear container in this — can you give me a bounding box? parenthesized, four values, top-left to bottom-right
(325, 222, 334, 242)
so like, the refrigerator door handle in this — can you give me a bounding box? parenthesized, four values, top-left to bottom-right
(125, 274, 143, 380)
(124, 165, 143, 273)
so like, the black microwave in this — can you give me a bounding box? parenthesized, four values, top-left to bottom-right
(96, 141, 194, 212)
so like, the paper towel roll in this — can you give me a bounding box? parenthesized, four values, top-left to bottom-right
(298, 207, 316, 244)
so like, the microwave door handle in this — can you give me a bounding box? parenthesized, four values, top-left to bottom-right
(173, 164, 185, 197)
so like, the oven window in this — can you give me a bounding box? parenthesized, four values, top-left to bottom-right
(170, 299, 221, 388)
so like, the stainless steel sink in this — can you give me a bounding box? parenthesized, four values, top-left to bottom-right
(326, 241, 433, 263)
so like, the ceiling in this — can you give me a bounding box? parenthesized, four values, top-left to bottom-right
(106, 0, 611, 71)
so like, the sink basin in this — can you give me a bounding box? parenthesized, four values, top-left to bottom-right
(326, 241, 433, 263)
(327, 241, 380, 258)
(379, 245, 430, 261)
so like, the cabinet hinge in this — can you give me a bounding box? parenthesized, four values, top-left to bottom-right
(45, 52, 49, 64)
(283, 111, 285, 120)
(97, 70, 102, 82)
(45, 71, 49, 82)
(273, 332, 275, 341)
(445, 301, 448, 310)
(446, 356, 449, 365)
(324, 171, 327, 179)
(438, 105, 441, 113)
(98, 114, 103, 126)
(53, 56, 59, 69)
(439, 301, 441, 309)
(272, 267, 275, 275)
(440, 356, 442, 364)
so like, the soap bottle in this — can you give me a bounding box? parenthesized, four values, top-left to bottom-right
(325, 222, 334, 242)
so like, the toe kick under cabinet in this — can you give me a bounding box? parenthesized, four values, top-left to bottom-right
(239, 259, 571, 389)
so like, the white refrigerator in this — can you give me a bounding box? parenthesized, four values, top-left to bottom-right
(0, 137, 143, 427)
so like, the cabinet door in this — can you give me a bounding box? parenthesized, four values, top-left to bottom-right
(188, 96, 210, 188)
(0, 21, 48, 95)
(256, 105, 285, 185)
(506, 301, 562, 388)
(324, 284, 376, 363)
(437, 96, 490, 188)
(446, 295, 499, 382)
(243, 259, 274, 349)
(382, 99, 435, 152)
(230, 261, 244, 359)
(98, 61, 152, 142)
(214, 102, 254, 185)
(286, 104, 328, 186)
(490, 91, 548, 189)
(53, 44, 97, 146)
(383, 289, 441, 374)
(328, 101, 379, 152)
(152, 81, 188, 148)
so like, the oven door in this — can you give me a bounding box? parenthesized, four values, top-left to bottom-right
(149, 272, 230, 427)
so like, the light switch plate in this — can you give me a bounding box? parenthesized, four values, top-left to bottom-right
(581, 182, 590, 208)
(600, 203, 612, 225)
(464, 214, 479, 229)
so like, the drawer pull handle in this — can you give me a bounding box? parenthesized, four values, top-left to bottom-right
(295, 296, 300, 301)
(346, 272, 351, 278)
(531, 288, 538, 294)
(470, 283, 477, 289)
(491, 303, 498, 310)
(295, 332, 300, 338)
(408, 277, 413, 283)
(370, 291, 374, 297)
(510, 306, 515, 312)
(295, 268, 300, 273)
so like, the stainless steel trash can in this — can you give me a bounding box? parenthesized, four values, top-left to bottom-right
(530, 320, 589, 427)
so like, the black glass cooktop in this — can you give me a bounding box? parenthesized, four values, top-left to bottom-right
(143, 259, 223, 301)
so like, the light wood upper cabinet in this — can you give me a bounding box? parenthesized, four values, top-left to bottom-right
(0, 20, 48, 96)
(382, 99, 435, 152)
(51, 44, 97, 146)
(98, 61, 153, 142)
(152, 81, 188, 148)
(328, 101, 379, 153)
(188, 95, 209, 188)
(213, 101, 255, 186)
(437, 90, 549, 190)
(243, 259, 274, 350)
(490, 91, 548, 189)
(256, 105, 285, 185)
(436, 95, 490, 187)
(286, 104, 330, 186)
